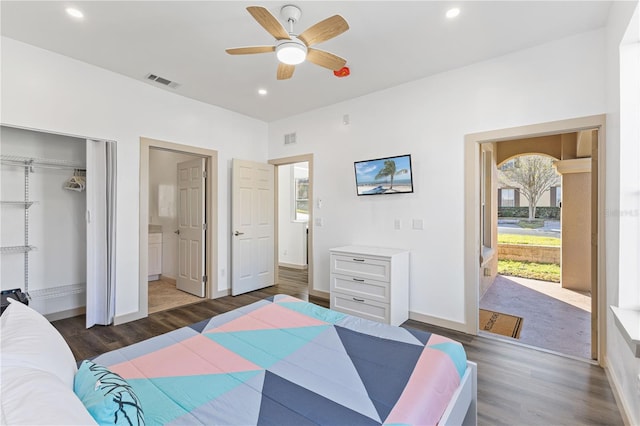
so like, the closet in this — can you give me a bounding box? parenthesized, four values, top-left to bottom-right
(1, 126, 87, 319)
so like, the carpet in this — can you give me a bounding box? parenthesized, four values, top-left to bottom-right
(479, 308, 524, 339)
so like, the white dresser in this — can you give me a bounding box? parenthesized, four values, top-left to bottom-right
(329, 246, 409, 326)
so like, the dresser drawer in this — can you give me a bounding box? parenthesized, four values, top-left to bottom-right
(330, 254, 390, 282)
(330, 292, 390, 324)
(330, 274, 389, 303)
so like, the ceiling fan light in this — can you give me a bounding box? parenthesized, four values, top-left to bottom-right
(276, 41, 307, 65)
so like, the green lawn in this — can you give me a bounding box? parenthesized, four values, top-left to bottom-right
(498, 259, 560, 282)
(498, 234, 561, 246)
(517, 219, 545, 229)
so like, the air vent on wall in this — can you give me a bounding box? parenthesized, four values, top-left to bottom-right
(284, 132, 297, 145)
(145, 73, 180, 89)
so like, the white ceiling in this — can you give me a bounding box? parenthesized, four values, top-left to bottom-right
(1, 1, 612, 122)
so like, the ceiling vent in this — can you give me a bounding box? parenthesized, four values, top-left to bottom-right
(284, 132, 297, 145)
(145, 73, 180, 89)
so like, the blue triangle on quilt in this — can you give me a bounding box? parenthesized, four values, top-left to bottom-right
(335, 325, 423, 421)
(205, 326, 329, 368)
(403, 326, 432, 345)
(277, 301, 348, 324)
(127, 371, 260, 425)
(167, 371, 266, 425)
(269, 325, 381, 422)
(258, 370, 380, 426)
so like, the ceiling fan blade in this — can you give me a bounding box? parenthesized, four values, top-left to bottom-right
(306, 48, 347, 70)
(298, 15, 349, 47)
(226, 46, 275, 55)
(247, 6, 291, 40)
(277, 63, 295, 80)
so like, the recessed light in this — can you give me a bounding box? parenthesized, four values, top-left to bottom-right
(258, 89, 268, 96)
(66, 7, 84, 19)
(446, 7, 460, 19)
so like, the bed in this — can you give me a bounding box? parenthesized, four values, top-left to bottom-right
(0, 294, 477, 425)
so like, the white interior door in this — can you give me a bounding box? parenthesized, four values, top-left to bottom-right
(231, 159, 274, 295)
(177, 158, 205, 297)
(86, 139, 116, 328)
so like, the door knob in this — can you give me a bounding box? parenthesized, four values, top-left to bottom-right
(234, 231, 244, 236)
(174, 229, 180, 235)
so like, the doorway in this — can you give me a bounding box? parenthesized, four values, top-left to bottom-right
(481, 140, 593, 360)
(269, 154, 314, 297)
(147, 149, 206, 313)
(464, 115, 606, 364)
(137, 137, 218, 321)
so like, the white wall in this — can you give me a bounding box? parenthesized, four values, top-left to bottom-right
(604, 2, 640, 425)
(148, 149, 200, 279)
(269, 29, 606, 324)
(278, 163, 308, 268)
(1, 37, 269, 318)
(0, 126, 86, 315)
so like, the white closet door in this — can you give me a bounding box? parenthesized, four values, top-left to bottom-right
(86, 139, 116, 328)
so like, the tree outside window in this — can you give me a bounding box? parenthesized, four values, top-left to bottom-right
(294, 178, 308, 222)
(499, 155, 560, 220)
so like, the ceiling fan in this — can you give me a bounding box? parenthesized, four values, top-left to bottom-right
(225, 5, 349, 80)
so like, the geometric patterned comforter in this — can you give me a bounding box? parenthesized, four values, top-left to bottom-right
(93, 295, 467, 425)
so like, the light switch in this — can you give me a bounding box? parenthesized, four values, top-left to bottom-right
(315, 217, 323, 227)
(412, 219, 423, 230)
(394, 219, 401, 230)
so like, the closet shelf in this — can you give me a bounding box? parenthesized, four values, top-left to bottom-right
(0, 201, 38, 208)
(0, 154, 84, 170)
(29, 283, 85, 300)
(0, 245, 36, 254)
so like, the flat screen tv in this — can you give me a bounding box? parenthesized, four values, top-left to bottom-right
(354, 154, 414, 196)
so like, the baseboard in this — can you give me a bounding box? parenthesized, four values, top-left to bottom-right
(160, 275, 177, 284)
(212, 288, 230, 298)
(114, 310, 146, 325)
(44, 306, 86, 322)
(278, 262, 308, 270)
(409, 311, 469, 334)
(309, 289, 329, 299)
(604, 359, 634, 426)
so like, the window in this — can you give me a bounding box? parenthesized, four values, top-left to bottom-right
(554, 186, 562, 207)
(501, 188, 515, 207)
(294, 178, 308, 222)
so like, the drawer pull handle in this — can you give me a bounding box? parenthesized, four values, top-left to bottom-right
(352, 297, 365, 302)
(352, 278, 365, 282)
(352, 258, 365, 262)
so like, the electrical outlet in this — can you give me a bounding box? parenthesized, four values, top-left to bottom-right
(412, 219, 423, 230)
(315, 217, 323, 227)
(394, 219, 401, 230)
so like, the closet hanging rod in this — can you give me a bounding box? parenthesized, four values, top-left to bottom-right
(0, 155, 84, 170)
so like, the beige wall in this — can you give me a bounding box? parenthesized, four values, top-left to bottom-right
(560, 171, 592, 292)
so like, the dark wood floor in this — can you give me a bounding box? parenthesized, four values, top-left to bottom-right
(52, 276, 624, 426)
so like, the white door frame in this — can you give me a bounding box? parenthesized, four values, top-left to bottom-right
(463, 114, 607, 365)
(132, 137, 217, 323)
(269, 154, 315, 297)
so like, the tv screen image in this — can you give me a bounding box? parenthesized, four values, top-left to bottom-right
(354, 154, 414, 196)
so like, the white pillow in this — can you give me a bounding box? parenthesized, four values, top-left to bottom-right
(1, 366, 97, 425)
(0, 298, 77, 388)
